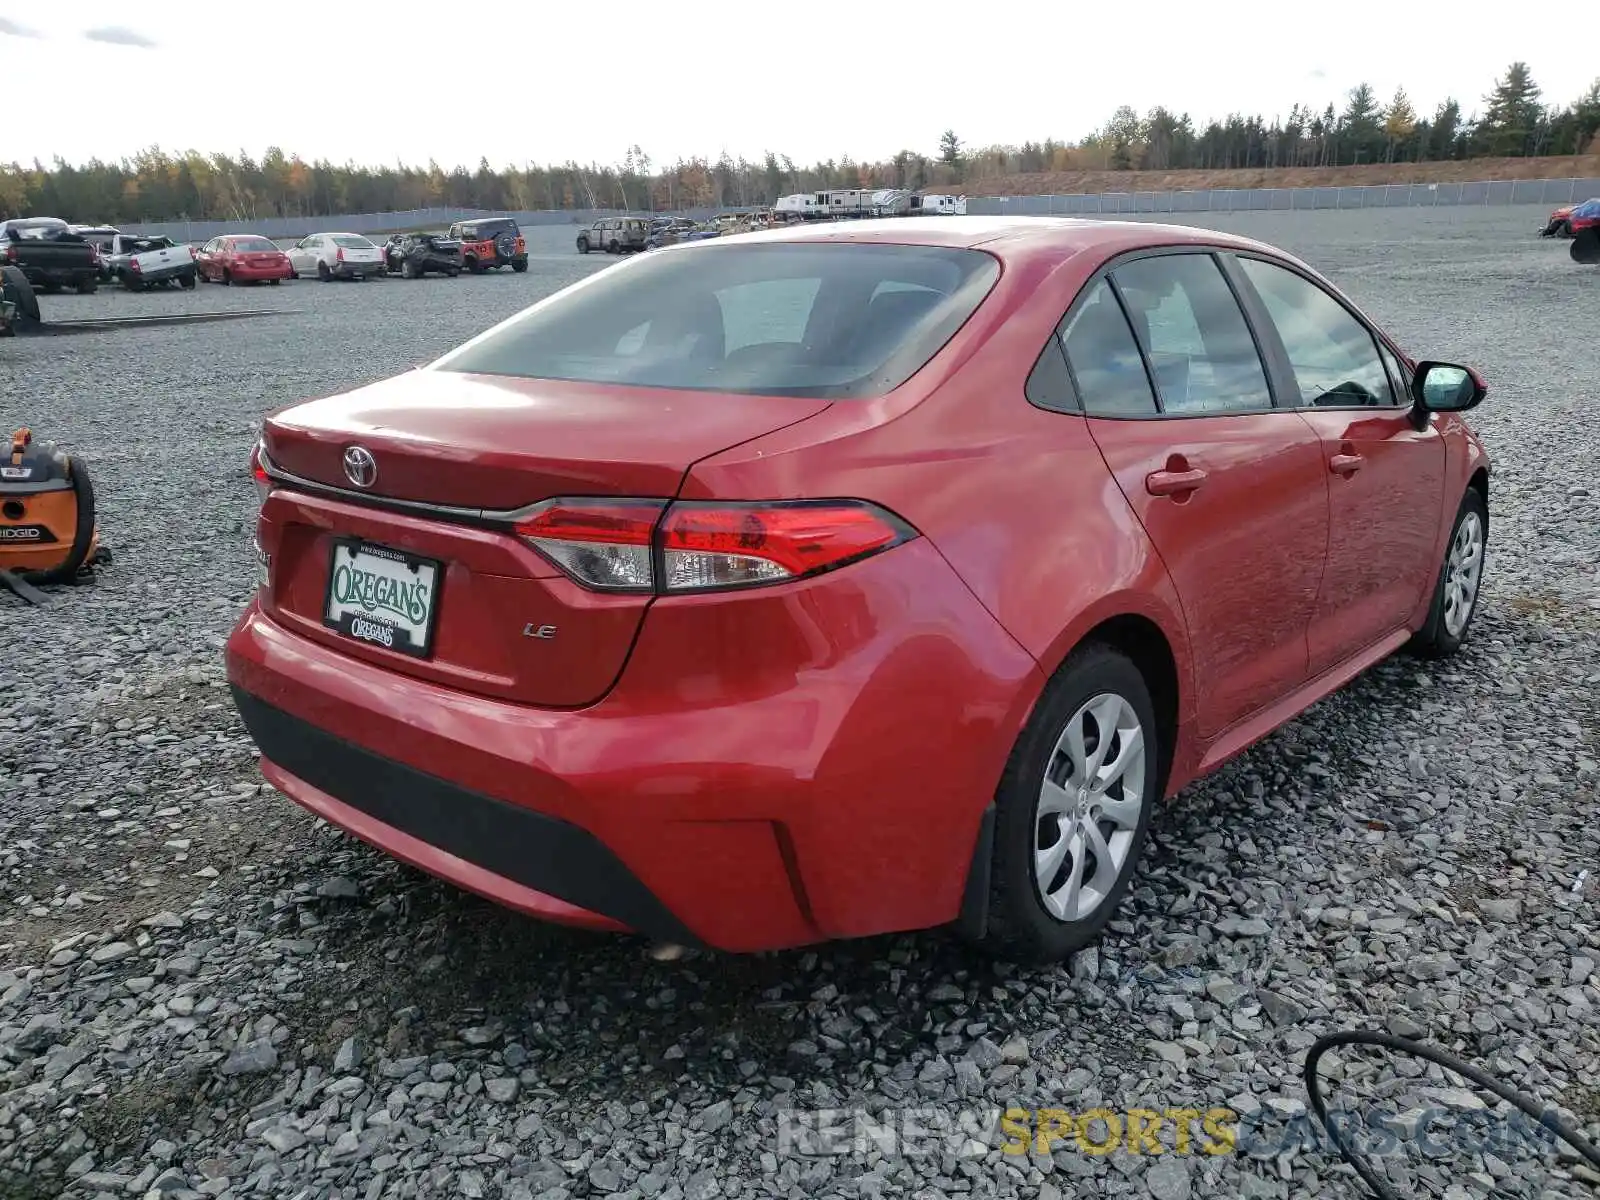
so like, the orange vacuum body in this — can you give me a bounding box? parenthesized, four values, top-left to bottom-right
(1, 427, 100, 582)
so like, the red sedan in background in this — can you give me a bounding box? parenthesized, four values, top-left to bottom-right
(226, 217, 1491, 963)
(195, 234, 294, 284)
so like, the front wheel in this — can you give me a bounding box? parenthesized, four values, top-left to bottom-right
(401, 260, 417, 279)
(1408, 487, 1487, 658)
(973, 644, 1159, 964)
(317, 262, 332, 282)
(576, 237, 589, 254)
(221, 269, 232, 286)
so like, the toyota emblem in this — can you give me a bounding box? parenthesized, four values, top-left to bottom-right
(343, 446, 378, 489)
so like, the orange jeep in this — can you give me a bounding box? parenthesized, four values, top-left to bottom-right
(447, 217, 528, 273)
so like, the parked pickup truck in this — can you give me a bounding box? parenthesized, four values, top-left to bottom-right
(104, 234, 198, 290)
(0, 218, 100, 293)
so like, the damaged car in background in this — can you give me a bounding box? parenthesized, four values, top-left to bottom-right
(382, 232, 463, 279)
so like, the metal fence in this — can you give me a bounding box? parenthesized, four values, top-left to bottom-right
(119, 206, 720, 243)
(115, 176, 1600, 242)
(965, 176, 1600, 216)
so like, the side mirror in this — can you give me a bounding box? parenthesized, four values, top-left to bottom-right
(1411, 361, 1486, 414)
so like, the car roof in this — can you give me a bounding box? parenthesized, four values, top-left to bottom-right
(716, 215, 1304, 269)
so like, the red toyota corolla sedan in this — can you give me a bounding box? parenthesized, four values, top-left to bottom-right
(195, 234, 294, 284)
(226, 217, 1491, 962)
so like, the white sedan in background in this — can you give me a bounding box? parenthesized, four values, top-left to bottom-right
(287, 232, 385, 281)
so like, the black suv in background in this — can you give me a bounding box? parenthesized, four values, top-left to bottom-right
(383, 232, 463, 278)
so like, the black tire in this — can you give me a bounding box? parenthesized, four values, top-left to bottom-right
(76, 276, 98, 295)
(179, 271, 196, 290)
(124, 276, 144, 293)
(1, 265, 41, 325)
(401, 260, 417, 279)
(269, 278, 280, 285)
(221, 268, 232, 286)
(1558, 220, 1573, 238)
(1573, 227, 1600, 264)
(1407, 486, 1488, 659)
(447, 268, 460, 277)
(318, 261, 332, 282)
(975, 644, 1160, 964)
(606, 240, 620, 254)
(511, 258, 528, 272)
(576, 237, 590, 254)
(40, 281, 61, 294)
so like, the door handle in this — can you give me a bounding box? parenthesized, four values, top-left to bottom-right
(1329, 453, 1365, 475)
(1145, 468, 1208, 497)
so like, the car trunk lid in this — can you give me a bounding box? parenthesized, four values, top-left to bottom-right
(256, 369, 831, 706)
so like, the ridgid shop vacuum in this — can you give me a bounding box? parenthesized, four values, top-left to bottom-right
(0, 428, 107, 602)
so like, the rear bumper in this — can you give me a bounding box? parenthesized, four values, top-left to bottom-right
(231, 263, 294, 281)
(332, 262, 382, 278)
(225, 538, 1043, 951)
(134, 265, 194, 283)
(232, 687, 696, 942)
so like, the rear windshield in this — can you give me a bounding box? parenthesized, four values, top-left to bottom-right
(463, 220, 518, 236)
(432, 242, 999, 400)
(333, 235, 374, 249)
(233, 236, 278, 252)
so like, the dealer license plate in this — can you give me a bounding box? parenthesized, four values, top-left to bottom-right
(323, 539, 441, 659)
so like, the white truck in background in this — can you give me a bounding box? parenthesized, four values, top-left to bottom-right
(104, 233, 198, 290)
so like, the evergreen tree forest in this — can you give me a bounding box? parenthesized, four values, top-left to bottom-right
(4, 63, 1596, 224)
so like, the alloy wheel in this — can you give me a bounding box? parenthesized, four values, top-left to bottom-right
(1034, 693, 1148, 923)
(1443, 510, 1484, 638)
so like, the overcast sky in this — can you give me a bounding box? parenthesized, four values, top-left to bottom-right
(4, 2, 1595, 171)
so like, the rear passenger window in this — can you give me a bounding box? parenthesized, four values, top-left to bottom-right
(1059, 279, 1157, 417)
(1237, 257, 1395, 408)
(1111, 254, 1274, 414)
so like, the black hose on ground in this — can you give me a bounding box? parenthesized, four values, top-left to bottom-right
(1304, 1029, 1600, 1199)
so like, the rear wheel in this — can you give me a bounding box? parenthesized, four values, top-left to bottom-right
(401, 260, 417, 279)
(447, 268, 460, 277)
(975, 644, 1159, 964)
(606, 240, 619, 254)
(317, 261, 332, 282)
(512, 258, 528, 272)
(179, 271, 196, 290)
(76, 276, 98, 294)
(1408, 487, 1487, 658)
(269, 278, 280, 285)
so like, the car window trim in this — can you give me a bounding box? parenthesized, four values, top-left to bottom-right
(1027, 245, 1286, 422)
(1222, 250, 1411, 414)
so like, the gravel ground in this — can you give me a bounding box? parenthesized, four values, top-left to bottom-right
(1, 205, 1597, 1200)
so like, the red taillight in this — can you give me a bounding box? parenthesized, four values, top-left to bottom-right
(3, 245, 14, 263)
(336, 247, 345, 263)
(249, 440, 271, 505)
(513, 499, 915, 594)
(514, 501, 664, 593)
(129, 259, 141, 272)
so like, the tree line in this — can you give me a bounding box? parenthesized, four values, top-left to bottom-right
(2, 62, 1595, 226)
